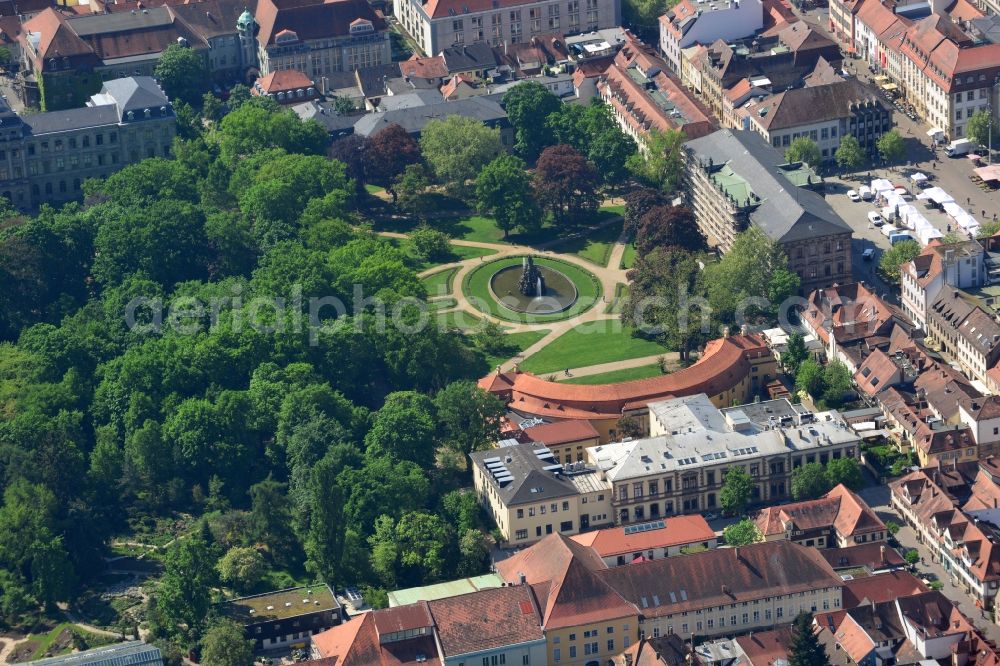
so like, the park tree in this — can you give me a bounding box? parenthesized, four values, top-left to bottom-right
(878, 239, 921, 282)
(634, 205, 706, 256)
(792, 462, 833, 500)
(457, 529, 490, 577)
(783, 332, 809, 376)
(624, 187, 672, 234)
(627, 129, 686, 193)
(719, 467, 754, 516)
(723, 519, 762, 546)
(201, 620, 254, 666)
(788, 611, 831, 666)
(502, 82, 561, 161)
(967, 110, 997, 149)
(364, 391, 437, 468)
(905, 550, 920, 565)
(534, 144, 600, 224)
(826, 457, 864, 490)
(703, 227, 799, 324)
(433, 380, 506, 456)
(589, 125, 638, 187)
(248, 477, 300, 568)
(420, 116, 501, 190)
(877, 129, 906, 166)
(441, 490, 481, 533)
(369, 512, 457, 588)
(476, 154, 539, 237)
(216, 546, 265, 594)
(157, 536, 217, 634)
(304, 454, 346, 584)
(623, 247, 711, 360)
(410, 225, 451, 262)
(328, 134, 370, 193)
(835, 135, 865, 172)
(786, 136, 821, 167)
(154, 44, 208, 106)
(365, 124, 422, 202)
(394, 164, 435, 219)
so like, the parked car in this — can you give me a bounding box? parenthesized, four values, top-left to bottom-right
(862, 248, 876, 260)
(847, 189, 861, 202)
(867, 211, 884, 226)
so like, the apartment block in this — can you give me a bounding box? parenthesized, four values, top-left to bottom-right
(395, 0, 620, 57)
(587, 393, 861, 521)
(684, 129, 852, 293)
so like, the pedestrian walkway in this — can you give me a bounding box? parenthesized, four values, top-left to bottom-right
(560, 353, 677, 379)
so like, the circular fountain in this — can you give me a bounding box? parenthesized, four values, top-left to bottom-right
(488, 256, 578, 314)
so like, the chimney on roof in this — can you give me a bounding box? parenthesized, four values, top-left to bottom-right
(880, 545, 887, 564)
(519, 572, 526, 585)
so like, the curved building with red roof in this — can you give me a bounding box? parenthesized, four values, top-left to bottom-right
(478, 334, 775, 441)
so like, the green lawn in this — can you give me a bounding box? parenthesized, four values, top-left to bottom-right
(20, 623, 120, 661)
(519, 321, 667, 374)
(364, 183, 385, 195)
(435, 309, 483, 331)
(560, 363, 665, 385)
(606, 283, 630, 314)
(621, 242, 637, 269)
(484, 329, 551, 369)
(422, 267, 459, 297)
(553, 219, 623, 267)
(463, 256, 601, 323)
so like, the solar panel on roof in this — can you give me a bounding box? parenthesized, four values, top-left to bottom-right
(483, 457, 501, 463)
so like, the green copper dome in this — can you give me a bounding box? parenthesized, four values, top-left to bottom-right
(237, 8, 254, 29)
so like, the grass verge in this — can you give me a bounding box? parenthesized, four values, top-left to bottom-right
(518, 320, 667, 375)
(560, 363, 665, 384)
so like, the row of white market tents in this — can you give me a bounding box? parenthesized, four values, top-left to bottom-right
(871, 179, 979, 242)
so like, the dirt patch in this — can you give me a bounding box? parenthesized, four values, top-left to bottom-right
(38, 628, 75, 659)
(7, 640, 39, 664)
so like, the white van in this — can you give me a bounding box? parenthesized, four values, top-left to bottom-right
(881, 223, 899, 237)
(859, 186, 873, 201)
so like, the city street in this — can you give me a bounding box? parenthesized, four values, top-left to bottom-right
(857, 482, 1000, 643)
(789, 4, 1000, 294)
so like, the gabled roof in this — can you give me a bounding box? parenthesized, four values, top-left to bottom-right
(23, 8, 93, 60)
(496, 533, 635, 630)
(820, 543, 905, 571)
(570, 515, 715, 558)
(749, 78, 888, 131)
(97, 75, 169, 115)
(613, 636, 689, 666)
(254, 69, 313, 94)
(400, 54, 448, 80)
(597, 541, 843, 618)
(254, 0, 385, 47)
(521, 419, 600, 446)
(753, 484, 884, 539)
(427, 586, 543, 658)
(735, 626, 793, 666)
(841, 570, 927, 608)
(312, 611, 442, 666)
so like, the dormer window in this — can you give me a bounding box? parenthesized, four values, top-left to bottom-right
(349, 18, 374, 34)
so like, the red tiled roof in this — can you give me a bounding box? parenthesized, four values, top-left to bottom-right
(481, 334, 769, 421)
(820, 543, 905, 570)
(803, 282, 894, 347)
(254, 0, 385, 46)
(313, 612, 442, 666)
(22, 8, 93, 59)
(754, 484, 884, 540)
(427, 586, 543, 657)
(597, 541, 843, 618)
(421, 0, 539, 20)
(570, 515, 715, 557)
(521, 419, 600, 446)
(372, 602, 434, 635)
(400, 54, 448, 80)
(496, 533, 636, 630)
(254, 68, 313, 94)
(841, 570, 928, 608)
(735, 627, 793, 666)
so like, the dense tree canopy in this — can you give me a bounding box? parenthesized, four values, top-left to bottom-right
(0, 97, 497, 640)
(154, 44, 209, 106)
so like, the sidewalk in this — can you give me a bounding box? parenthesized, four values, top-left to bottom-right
(560, 353, 674, 379)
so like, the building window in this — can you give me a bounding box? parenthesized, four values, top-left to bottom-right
(515, 529, 527, 540)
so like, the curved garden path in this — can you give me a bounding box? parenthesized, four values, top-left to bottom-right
(383, 214, 677, 373)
